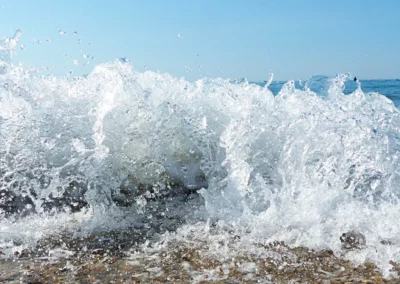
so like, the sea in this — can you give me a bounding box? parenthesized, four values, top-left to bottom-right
(1, 31, 400, 279)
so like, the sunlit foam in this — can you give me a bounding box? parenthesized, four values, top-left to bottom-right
(0, 43, 399, 275)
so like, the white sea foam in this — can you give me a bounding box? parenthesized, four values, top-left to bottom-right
(0, 40, 400, 275)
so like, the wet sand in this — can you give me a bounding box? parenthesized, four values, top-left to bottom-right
(1, 230, 399, 283)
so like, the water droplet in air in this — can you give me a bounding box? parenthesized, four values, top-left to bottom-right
(58, 29, 67, 36)
(119, 57, 129, 63)
(177, 34, 183, 39)
(20, 44, 25, 50)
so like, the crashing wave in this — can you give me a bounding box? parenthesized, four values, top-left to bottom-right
(0, 50, 400, 274)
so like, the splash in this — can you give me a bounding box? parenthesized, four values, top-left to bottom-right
(0, 38, 400, 276)
(0, 29, 22, 58)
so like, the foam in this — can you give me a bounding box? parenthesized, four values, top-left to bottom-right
(0, 38, 399, 274)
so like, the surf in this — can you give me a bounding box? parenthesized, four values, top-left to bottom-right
(1, 31, 400, 276)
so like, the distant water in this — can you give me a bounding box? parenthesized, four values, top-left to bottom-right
(254, 78, 400, 106)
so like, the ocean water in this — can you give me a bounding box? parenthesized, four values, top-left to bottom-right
(1, 32, 400, 277)
(263, 78, 400, 107)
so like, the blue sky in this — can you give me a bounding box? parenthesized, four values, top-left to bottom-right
(1, 0, 399, 81)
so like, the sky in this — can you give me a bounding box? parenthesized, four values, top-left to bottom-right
(0, 0, 400, 81)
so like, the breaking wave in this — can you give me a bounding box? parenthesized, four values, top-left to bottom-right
(1, 31, 400, 275)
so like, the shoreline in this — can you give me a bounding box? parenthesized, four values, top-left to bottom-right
(1, 230, 399, 283)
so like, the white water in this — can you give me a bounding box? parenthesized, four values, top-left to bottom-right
(1, 32, 400, 276)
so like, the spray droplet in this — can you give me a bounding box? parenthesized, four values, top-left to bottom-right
(201, 117, 207, 129)
(119, 57, 129, 63)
